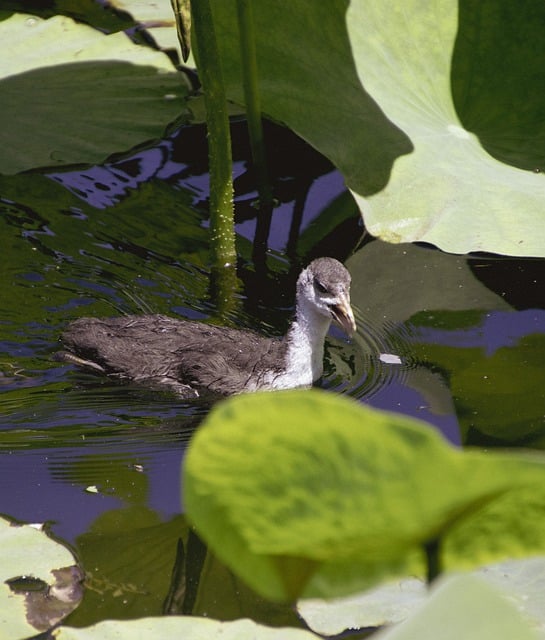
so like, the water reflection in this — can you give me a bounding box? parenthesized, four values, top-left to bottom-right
(412, 309, 545, 446)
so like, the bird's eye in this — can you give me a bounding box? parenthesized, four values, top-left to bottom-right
(314, 278, 328, 294)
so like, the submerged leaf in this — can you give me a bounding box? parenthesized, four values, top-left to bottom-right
(183, 390, 545, 601)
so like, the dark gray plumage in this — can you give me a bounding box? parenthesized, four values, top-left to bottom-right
(58, 257, 356, 398)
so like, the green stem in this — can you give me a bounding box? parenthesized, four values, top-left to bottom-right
(235, 0, 273, 210)
(424, 538, 442, 584)
(191, 0, 236, 272)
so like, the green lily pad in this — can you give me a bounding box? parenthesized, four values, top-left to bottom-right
(0, 13, 189, 174)
(481, 557, 545, 633)
(0, 516, 81, 637)
(183, 390, 545, 601)
(297, 577, 426, 634)
(298, 557, 545, 634)
(55, 616, 318, 639)
(374, 574, 538, 640)
(209, 0, 545, 257)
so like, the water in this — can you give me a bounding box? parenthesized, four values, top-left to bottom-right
(1, 119, 545, 627)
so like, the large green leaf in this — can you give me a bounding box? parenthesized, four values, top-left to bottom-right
(0, 13, 188, 174)
(209, 0, 545, 257)
(183, 390, 545, 601)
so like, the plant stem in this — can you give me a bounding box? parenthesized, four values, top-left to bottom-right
(191, 0, 236, 272)
(235, 0, 273, 211)
(424, 538, 442, 584)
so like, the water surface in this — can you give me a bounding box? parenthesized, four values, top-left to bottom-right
(1, 120, 545, 626)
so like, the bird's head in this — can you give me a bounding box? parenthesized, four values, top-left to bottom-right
(297, 258, 356, 336)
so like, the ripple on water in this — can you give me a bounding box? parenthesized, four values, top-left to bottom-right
(1, 306, 413, 442)
(0, 369, 204, 448)
(0, 367, 203, 542)
(322, 306, 412, 401)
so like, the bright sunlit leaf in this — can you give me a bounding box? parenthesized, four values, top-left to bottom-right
(183, 390, 545, 601)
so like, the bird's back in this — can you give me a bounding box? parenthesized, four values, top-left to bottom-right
(60, 314, 288, 396)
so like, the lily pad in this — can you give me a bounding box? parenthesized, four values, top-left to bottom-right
(297, 577, 426, 634)
(0, 516, 81, 637)
(374, 574, 538, 640)
(298, 557, 545, 635)
(183, 390, 545, 601)
(0, 13, 189, 174)
(55, 616, 318, 639)
(209, 0, 545, 256)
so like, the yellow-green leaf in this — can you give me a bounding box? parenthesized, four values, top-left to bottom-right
(183, 390, 545, 601)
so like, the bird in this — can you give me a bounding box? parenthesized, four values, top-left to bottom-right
(57, 257, 356, 398)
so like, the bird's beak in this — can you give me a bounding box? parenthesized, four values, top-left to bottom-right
(331, 293, 357, 337)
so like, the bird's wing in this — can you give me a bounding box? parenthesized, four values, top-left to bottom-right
(60, 314, 286, 395)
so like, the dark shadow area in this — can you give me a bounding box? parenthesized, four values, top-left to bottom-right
(1, 59, 187, 174)
(212, 0, 414, 196)
(452, 0, 545, 171)
(468, 255, 545, 310)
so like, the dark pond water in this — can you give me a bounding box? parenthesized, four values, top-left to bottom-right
(1, 118, 545, 630)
